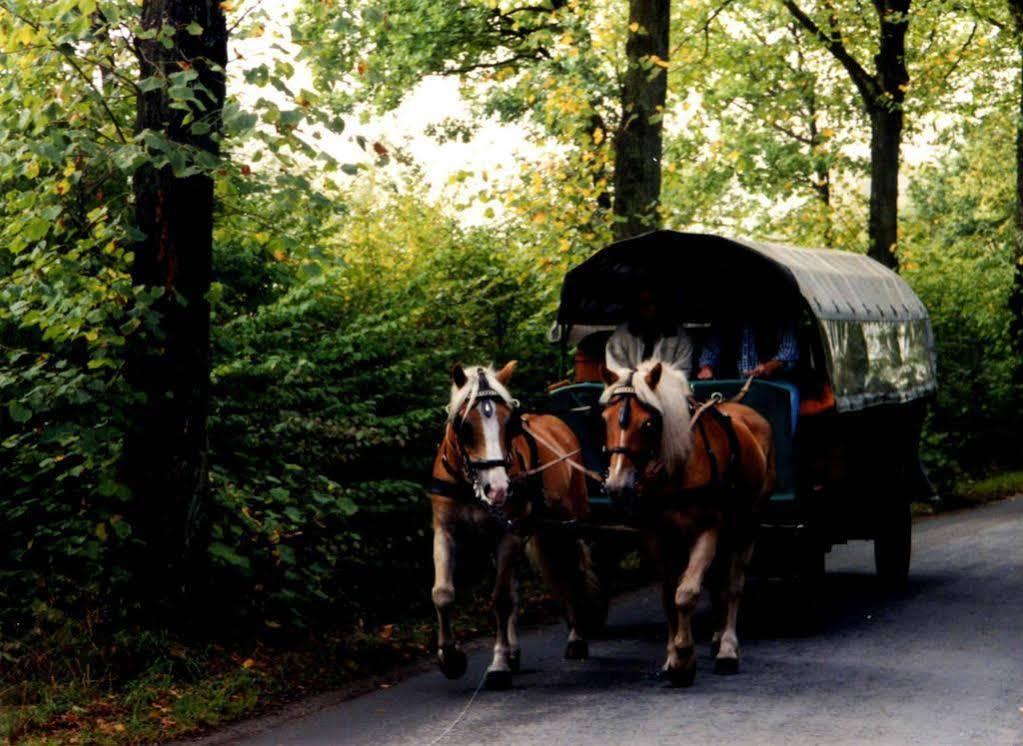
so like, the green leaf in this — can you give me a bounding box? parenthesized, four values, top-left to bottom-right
(138, 76, 164, 93)
(23, 217, 49, 242)
(186, 21, 203, 36)
(8, 402, 31, 424)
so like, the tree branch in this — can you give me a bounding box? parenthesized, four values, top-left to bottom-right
(780, 0, 879, 106)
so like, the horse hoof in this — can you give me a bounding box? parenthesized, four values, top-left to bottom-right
(713, 657, 740, 676)
(484, 669, 513, 691)
(564, 639, 589, 660)
(663, 661, 696, 688)
(507, 649, 521, 673)
(438, 645, 468, 680)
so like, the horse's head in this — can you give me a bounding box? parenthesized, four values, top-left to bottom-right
(600, 363, 664, 501)
(448, 361, 520, 508)
(600, 361, 692, 506)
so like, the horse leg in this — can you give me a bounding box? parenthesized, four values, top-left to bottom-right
(527, 532, 590, 660)
(506, 575, 521, 673)
(709, 573, 727, 658)
(485, 531, 520, 690)
(666, 529, 718, 688)
(714, 541, 754, 675)
(432, 525, 467, 679)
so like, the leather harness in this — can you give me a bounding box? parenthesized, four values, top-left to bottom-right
(428, 369, 744, 532)
(606, 382, 743, 515)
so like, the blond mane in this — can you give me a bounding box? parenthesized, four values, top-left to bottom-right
(601, 359, 693, 475)
(446, 365, 515, 422)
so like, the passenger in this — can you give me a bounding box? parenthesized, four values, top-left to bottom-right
(695, 319, 799, 381)
(605, 288, 693, 375)
(696, 319, 800, 432)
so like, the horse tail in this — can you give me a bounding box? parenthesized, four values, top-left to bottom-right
(526, 531, 608, 638)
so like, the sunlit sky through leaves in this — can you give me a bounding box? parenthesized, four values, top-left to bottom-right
(230, 0, 947, 230)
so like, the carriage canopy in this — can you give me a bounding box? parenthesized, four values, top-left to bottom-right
(553, 231, 937, 413)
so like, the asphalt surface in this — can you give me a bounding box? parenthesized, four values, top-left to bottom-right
(230, 497, 1023, 745)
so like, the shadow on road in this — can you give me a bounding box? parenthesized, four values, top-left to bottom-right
(597, 569, 954, 648)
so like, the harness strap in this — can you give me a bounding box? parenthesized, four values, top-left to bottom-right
(695, 416, 721, 485)
(428, 476, 473, 501)
(519, 420, 606, 483)
(707, 405, 742, 477)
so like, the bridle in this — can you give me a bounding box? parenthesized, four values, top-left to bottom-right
(604, 371, 664, 474)
(448, 368, 522, 495)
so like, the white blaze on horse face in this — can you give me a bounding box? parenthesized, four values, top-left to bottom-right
(608, 427, 627, 484)
(478, 404, 509, 506)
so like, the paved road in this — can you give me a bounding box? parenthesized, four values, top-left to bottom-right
(232, 498, 1023, 745)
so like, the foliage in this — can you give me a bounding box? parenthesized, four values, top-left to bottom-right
(0, 0, 160, 651)
(902, 109, 1021, 482)
(203, 186, 565, 630)
(0, 0, 1021, 742)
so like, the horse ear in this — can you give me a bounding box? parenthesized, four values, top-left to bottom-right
(600, 364, 619, 386)
(451, 363, 468, 389)
(645, 362, 663, 390)
(495, 360, 517, 385)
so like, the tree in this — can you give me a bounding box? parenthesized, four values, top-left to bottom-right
(614, 0, 670, 238)
(780, 0, 909, 268)
(1009, 0, 1023, 354)
(126, 0, 227, 602)
(296, 0, 674, 243)
(670, 0, 862, 247)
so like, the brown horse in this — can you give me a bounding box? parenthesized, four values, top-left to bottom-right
(429, 361, 605, 690)
(600, 360, 775, 686)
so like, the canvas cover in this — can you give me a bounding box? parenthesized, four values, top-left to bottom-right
(554, 231, 937, 412)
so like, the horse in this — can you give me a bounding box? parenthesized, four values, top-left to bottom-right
(600, 359, 775, 686)
(428, 361, 606, 690)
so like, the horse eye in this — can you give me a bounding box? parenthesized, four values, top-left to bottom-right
(460, 421, 474, 440)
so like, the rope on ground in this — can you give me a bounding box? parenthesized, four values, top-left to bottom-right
(425, 666, 489, 746)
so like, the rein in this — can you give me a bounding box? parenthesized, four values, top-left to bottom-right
(514, 419, 605, 484)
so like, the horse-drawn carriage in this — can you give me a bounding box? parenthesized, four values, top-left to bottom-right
(548, 230, 937, 584)
(428, 229, 936, 689)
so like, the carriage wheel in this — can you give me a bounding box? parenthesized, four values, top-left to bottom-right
(874, 500, 911, 587)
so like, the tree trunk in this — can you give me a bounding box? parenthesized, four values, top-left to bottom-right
(867, 105, 903, 269)
(126, 0, 227, 608)
(1010, 0, 1023, 351)
(780, 0, 908, 268)
(866, 0, 909, 270)
(613, 0, 669, 240)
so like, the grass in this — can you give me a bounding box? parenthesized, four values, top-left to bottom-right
(0, 574, 566, 745)
(951, 469, 1023, 505)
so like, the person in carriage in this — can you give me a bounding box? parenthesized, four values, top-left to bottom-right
(695, 317, 801, 432)
(605, 287, 694, 375)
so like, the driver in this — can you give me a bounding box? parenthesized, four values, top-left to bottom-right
(605, 287, 693, 375)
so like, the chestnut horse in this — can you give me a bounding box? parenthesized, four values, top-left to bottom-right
(429, 362, 605, 690)
(601, 360, 775, 686)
